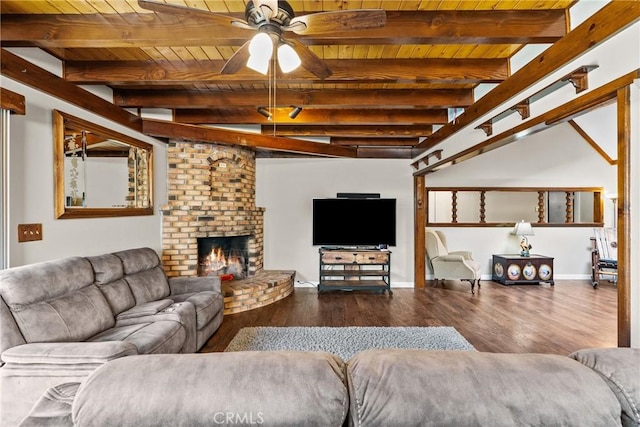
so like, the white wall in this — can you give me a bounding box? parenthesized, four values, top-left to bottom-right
(1, 51, 167, 266)
(256, 158, 414, 286)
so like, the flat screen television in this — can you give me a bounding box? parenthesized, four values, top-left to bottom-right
(312, 198, 396, 247)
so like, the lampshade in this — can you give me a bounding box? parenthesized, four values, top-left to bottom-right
(512, 220, 534, 236)
(246, 33, 273, 75)
(277, 43, 301, 73)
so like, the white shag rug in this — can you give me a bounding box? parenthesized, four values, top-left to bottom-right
(225, 326, 475, 360)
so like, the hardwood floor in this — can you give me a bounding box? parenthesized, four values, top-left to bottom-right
(200, 279, 617, 355)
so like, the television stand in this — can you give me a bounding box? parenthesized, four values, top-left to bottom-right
(318, 248, 391, 294)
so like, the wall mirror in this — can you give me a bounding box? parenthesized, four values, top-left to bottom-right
(53, 110, 153, 219)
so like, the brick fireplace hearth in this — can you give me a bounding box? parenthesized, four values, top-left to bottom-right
(162, 141, 293, 314)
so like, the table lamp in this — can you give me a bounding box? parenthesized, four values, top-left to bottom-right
(512, 220, 534, 257)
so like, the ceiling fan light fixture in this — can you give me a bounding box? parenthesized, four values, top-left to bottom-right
(277, 43, 301, 73)
(257, 106, 272, 121)
(247, 33, 274, 75)
(289, 106, 303, 119)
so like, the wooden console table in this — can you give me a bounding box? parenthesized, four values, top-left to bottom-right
(318, 248, 391, 294)
(492, 254, 554, 286)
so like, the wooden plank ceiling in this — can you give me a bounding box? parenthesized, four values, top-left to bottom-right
(0, 0, 575, 158)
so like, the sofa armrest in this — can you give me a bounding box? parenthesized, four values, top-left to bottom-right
(1, 342, 138, 366)
(169, 276, 221, 295)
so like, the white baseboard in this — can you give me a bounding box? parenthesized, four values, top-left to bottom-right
(296, 275, 594, 289)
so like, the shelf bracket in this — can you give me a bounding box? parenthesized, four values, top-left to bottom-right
(475, 121, 493, 137)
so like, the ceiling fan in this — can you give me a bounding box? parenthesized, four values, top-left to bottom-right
(138, 0, 386, 79)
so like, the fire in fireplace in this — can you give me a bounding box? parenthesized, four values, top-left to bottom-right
(197, 236, 250, 279)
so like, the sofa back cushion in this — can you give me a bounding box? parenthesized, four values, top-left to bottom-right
(87, 254, 135, 315)
(0, 297, 26, 354)
(347, 349, 622, 427)
(114, 248, 170, 305)
(73, 351, 348, 426)
(0, 257, 115, 343)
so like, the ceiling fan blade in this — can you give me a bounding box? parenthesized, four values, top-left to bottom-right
(220, 40, 252, 75)
(137, 0, 249, 28)
(287, 39, 332, 80)
(287, 9, 386, 35)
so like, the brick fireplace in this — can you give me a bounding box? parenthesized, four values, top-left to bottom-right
(161, 141, 293, 314)
(161, 142, 264, 277)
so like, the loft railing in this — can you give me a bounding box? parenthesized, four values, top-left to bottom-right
(426, 187, 605, 227)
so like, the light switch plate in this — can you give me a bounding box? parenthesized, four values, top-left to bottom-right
(18, 223, 42, 242)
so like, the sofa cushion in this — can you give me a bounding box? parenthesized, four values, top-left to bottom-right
(72, 351, 348, 427)
(347, 349, 622, 427)
(88, 321, 185, 355)
(114, 247, 161, 275)
(86, 254, 124, 285)
(10, 285, 115, 343)
(87, 254, 136, 315)
(123, 267, 170, 305)
(170, 291, 222, 330)
(570, 348, 640, 427)
(0, 257, 94, 308)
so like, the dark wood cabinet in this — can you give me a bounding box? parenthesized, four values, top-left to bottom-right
(492, 254, 554, 286)
(318, 248, 391, 294)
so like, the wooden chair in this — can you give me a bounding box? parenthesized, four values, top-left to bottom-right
(591, 228, 617, 288)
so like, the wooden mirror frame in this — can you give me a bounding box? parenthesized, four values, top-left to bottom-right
(53, 110, 154, 219)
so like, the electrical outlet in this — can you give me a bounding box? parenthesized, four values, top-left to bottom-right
(18, 223, 42, 242)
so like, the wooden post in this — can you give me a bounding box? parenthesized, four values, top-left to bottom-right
(537, 191, 546, 223)
(565, 192, 574, 223)
(617, 86, 631, 347)
(414, 175, 426, 289)
(451, 190, 458, 223)
(479, 191, 486, 223)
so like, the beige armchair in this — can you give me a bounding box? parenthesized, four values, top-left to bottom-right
(425, 229, 481, 293)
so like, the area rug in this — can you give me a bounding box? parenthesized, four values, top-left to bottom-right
(225, 326, 475, 360)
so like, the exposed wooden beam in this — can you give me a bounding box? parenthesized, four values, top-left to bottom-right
(142, 119, 357, 158)
(64, 59, 509, 85)
(114, 88, 473, 109)
(415, 70, 639, 176)
(0, 49, 141, 131)
(175, 108, 448, 125)
(0, 10, 567, 48)
(414, 1, 640, 152)
(330, 137, 419, 147)
(0, 87, 25, 114)
(568, 120, 617, 165)
(263, 125, 432, 138)
(356, 147, 415, 159)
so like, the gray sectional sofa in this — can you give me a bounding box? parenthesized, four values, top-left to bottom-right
(18, 347, 640, 427)
(0, 248, 224, 427)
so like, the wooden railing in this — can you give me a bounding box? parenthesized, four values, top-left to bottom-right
(426, 187, 605, 227)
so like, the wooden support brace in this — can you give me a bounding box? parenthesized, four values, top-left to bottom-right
(476, 121, 493, 136)
(512, 100, 530, 119)
(411, 149, 442, 169)
(561, 66, 598, 94)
